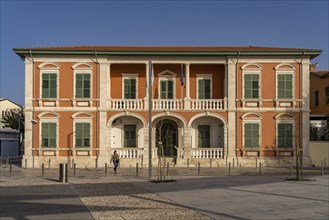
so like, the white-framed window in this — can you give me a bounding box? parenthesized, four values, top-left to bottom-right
(122, 73, 138, 99)
(242, 64, 262, 99)
(275, 113, 295, 149)
(72, 112, 93, 148)
(41, 121, 57, 148)
(275, 64, 295, 100)
(241, 113, 262, 149)
(38, 112, 59, 149)
(38, 63, 60, 99)
(157, 69, 176, 99)
(73, 63, 93, 99)
(196, 74, 213, 99)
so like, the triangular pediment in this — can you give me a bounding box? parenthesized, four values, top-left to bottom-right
(157, 69, 177, 77)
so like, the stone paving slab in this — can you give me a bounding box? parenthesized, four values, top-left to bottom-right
(1, 164, 329, 220)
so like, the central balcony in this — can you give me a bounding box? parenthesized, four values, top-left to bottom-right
(109, 98, 227, 111)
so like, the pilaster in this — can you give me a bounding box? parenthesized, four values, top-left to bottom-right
(301, 59, 312, 166)
(227, 59, 237, 157)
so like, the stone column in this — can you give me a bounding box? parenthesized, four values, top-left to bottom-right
(184, 63, 191, 110)
(301, 60, 312, 166)
(227, 59, 237, 158)
(183, 127, 192, 160)
(98, 62, 110, 166)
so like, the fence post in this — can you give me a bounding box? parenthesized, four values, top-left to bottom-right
(9, 163, 12, 178)
(259, 162, 262, 176)
(136, 163, 139, 177)
(228, 162, 231, 176)
(166, 162, 169, 176)
(105, 163, 108, 177)
(42, 163, 44, 178)
(197, 163, 200, 176)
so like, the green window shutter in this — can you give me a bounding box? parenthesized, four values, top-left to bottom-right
(278, 74, 293, 99)
(198, 125, 210, 148)
(244, 74, 259, 99)
(76, 74, 90, 98)
(160, 81, 166, 99)
(76, 75, 83, 98)
(42, 123, 56, 148)
(278, 123, 293, 148)
(204, 80, 211, 99)
(42, 74, 57, 98)
(244, 123, 259, 148)
(124, 125, 136, 148)
(198, 80, 204, 99)
(168, 80, 173, 99)
(76, 123, 90, 148)
(124, 79, 136, 99)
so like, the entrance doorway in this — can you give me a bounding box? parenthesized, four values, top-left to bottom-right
(156, 119, 178, 157)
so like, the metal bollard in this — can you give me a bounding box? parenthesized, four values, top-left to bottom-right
(259, 162, 262, 176)
(48, 159, 51, 169)
(141, 157, 143, 169)
(237, 158, 239, 167)
(256, 158, 258, 169)
(59, 164, 68, 182)
(187, 158, 189, 169)
(228, 162, 231, 176)
(9, 163, 12, 178)
(95, 158, 98, 168)
(278, 159, 281, 168)
(290, 163, 292, 176)
(71, 159, 74, 169)
(321, 161, 324, 176)
(166, 162, 169, 176)
(42, 163, 45, 178)
(197, 163, 200, 176)
(105, 163, 108, 177)
(5, 158, 9, 168)
(233, 158, 235, 169)
(73, 163, 76, 177)
(25, 159, 27, 169)
(210, 158, 212, 168)
(136, 163, 139, 177)
(226, 157, 228, 167)
(32, 156, 34, 168)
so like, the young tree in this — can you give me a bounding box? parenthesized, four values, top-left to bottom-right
(156, 119, 170, 181)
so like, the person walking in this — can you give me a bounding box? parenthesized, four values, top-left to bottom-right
(110, 150, 120, 174)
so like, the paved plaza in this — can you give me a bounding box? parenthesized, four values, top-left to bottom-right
(0, 164, 328, 220)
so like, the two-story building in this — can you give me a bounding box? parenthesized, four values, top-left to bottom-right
(14, 46, 322, 168)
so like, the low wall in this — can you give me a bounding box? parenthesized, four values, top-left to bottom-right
(309, 142, 329, 167)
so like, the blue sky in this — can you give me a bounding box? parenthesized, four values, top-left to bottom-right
(1, 0, 328, 105)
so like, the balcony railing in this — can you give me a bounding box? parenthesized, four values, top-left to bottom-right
(110, 99, 144, 110)
(191, 99, 226, 110)
(152, 99, 184, 110)
(191, 148, 224, 159)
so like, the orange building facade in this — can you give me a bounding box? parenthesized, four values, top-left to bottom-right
(14, 46, 322, 168)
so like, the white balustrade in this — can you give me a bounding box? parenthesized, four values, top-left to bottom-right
(152, 99, 184, 110)
(191, 99, 225, 110)
(111, 148, 144, 158)
(191, 148, 224, 159)
(110, 99, 144, 110)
